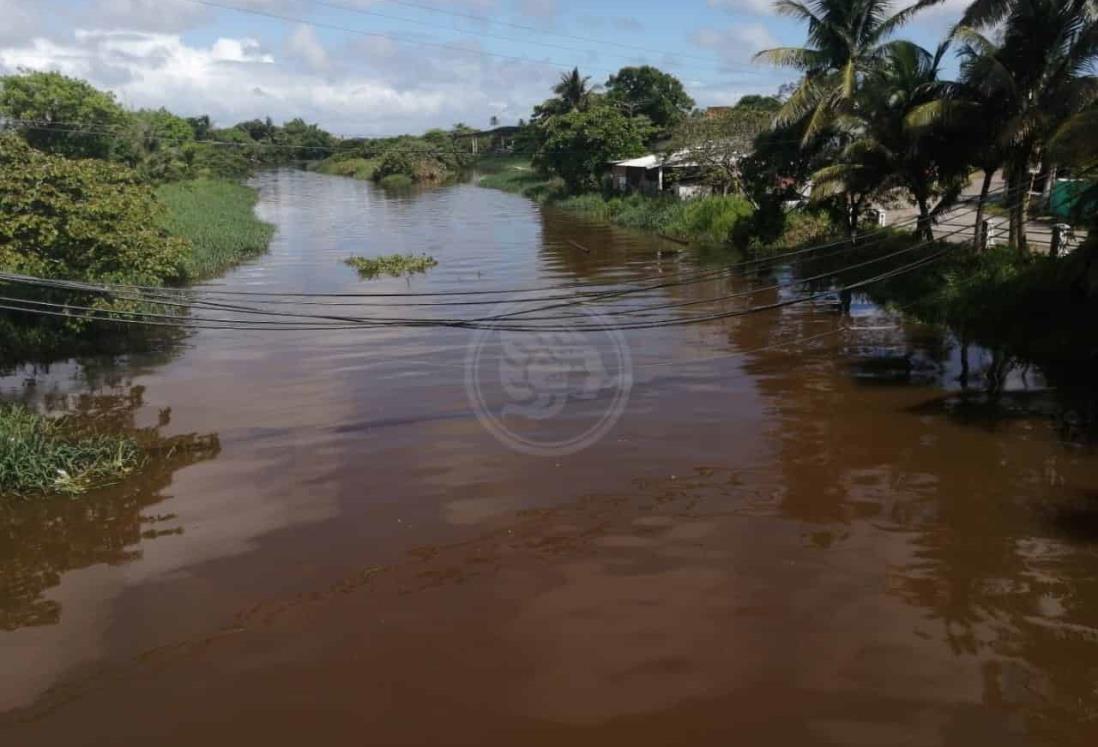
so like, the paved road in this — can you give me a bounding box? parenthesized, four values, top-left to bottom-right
(882, 171, 1088, 255)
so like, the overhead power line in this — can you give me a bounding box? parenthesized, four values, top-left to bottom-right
(181, 0, 766, 86)
(0, 210, 995, 333)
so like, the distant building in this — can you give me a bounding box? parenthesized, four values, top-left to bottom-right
(704, 107, 733, 119)
(610, 149, 714, 199)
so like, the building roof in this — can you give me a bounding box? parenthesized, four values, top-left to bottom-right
(613, 155, 662, 169)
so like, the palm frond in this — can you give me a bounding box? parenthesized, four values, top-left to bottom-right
(753, 46, 827, 71)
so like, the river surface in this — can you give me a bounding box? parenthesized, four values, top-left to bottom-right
(2, 169, 1098, 745)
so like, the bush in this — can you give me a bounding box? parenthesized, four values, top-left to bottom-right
(378, 174, 414, 190)
(553, 192, 754, 244)
(0, 135, 190, 359)
(315, 157, 379, 180)
(0, 135, 188, 285)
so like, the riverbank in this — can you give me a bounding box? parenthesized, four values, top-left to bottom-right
(0, 139, 274, 365)
(157, 179, 276, 281)
(476, 156, 770, 246)
(478, 156, 1098, 369)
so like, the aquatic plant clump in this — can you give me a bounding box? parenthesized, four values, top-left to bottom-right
(345, 254, 438, 279)
(0, 405, 143, 498)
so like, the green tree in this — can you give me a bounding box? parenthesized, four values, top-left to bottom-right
(605, 65, 695, 134)
(754, 0, 930, 143)
(0, 134, 188, 285)
(552, 67, 594, 112)
(815, 41, 967, 238)
(0, 70, 126, 159)
(733, 95, 783, 112)
(533, 103, 653, 192)
(668, 108, 771, 195)
(950, 0, 1098, 252)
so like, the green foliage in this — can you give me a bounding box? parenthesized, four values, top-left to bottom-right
(533, 103, 653, 192)
(0, 404, 142, 499)
(475, 156, 555, 195)
(345, 253, 438, 279)
(554, 193, 755, 244)
(0, 70, 126, 159)
(156, 179, 275, 281)
(314, 156, 380, 180)
(378, 174, 415, 189)
(605, 65, 695, 135)
(0, 135, 187, 285)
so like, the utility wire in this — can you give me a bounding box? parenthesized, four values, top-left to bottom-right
(1, 185, 1005, 308)
(181, 0, 765, 85)
(0, 219, 981, 333)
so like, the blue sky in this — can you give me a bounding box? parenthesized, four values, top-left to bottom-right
(0, 0, 969, 135)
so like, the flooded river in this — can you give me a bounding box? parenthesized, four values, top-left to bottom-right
(2, 170, 1098, 745)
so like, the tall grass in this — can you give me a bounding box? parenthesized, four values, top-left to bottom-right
(157, 179, 275, 281)
(314, 157, 380, 180)
(555, 193, 755, 244)
(0, 404, 143, 498)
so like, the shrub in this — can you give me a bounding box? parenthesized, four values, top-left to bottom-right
(0, 134, 190, 358)
(0, 135, 188, 285)
(378, 174, 414, 190)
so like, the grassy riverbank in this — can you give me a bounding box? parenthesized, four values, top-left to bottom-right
(157, 179, 276, 281)
(313, 156, 380, 181)
(476, 156, 761, 245)
(0, 404, 142, 498)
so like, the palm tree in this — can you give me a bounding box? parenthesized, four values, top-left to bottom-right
(812, 41, 966, 237)
(552, 68, 593, 112)
(954, 0, 1097, 253)
(754, 0, 933, 144)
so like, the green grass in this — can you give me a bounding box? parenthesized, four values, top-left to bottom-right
(0, 404, 143, 498)
(555, 193, 755, 245)
(157, 179, 276, 281)
(475, 157, 755, 245)
(378, 174, 415, 189)
(475, 156, 558, 196)
(314, 157, 380, 181)
(345, 253, 438, 279)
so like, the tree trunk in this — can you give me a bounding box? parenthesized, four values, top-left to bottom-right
(1007, 159, 1031, 255)
(916, 193, 933, 242)
(973, 169, 994, 252)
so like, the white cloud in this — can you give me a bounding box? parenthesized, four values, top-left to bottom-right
(692, 23, 779, 71)
(0, 27, 559, 135)
(0, 0, 41, 44)
(286, 24, 328, 71)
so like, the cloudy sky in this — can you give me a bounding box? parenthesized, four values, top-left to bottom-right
(0, 0, 969, 136)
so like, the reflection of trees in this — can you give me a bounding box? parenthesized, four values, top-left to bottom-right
(537, 208, 690, 282)
(0, 386, 219, 631)
(717, 271, 1098, 740)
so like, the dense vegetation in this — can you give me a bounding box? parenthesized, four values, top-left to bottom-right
(156, 180, 276, 280)
(0, 404, 143, 498)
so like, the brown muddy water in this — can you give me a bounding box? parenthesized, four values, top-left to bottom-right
(2, 170, 1098, 746)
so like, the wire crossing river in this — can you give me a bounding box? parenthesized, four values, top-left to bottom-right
(2, 170, 1098, 746)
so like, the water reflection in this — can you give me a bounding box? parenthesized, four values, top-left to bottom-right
(0, 384, 219, 631)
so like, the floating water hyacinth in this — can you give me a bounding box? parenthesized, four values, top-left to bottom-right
(344, 253, 439, 280)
